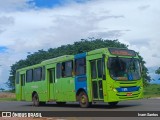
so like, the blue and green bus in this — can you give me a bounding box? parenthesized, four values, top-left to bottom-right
(15, 47, 143, 107)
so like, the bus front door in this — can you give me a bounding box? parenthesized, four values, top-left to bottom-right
(90, 59, 104, 100)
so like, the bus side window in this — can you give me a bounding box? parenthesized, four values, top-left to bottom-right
(56, 63, 62, 79)
(33, 67, 42, 81)
(56, 61, 73, 78)
(65, 61, 73, 77)
(26, 69, 33, 82)
(75, 58, 86, 76)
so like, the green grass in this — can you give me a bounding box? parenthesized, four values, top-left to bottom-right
(144, 84, 160, 98)
(0, 98, 16, 101)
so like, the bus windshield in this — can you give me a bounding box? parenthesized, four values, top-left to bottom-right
(108, 57, 141, 80)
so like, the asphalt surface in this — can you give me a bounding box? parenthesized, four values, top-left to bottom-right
(0, 99, 160, 111)
(0, 99, 160, 120)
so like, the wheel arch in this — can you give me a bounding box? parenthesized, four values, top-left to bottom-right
(76, 88, 87, 101)
(32, 91, 37, 99)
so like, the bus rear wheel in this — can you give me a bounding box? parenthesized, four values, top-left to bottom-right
(79, 91, 91, 108)
(32, 93, 39, 107)
(108, 102, 118, 107)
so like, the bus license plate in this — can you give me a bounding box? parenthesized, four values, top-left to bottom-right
(127, 92, 132, 96)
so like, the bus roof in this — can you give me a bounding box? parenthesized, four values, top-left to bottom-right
(87, 48, 108, 55)
(17, 47, 137, 72)
(87, 47, 137, 57)
(41, 55, 74, 64)
(17, 55, 74, 72)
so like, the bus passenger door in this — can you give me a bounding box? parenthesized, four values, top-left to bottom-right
(20, 74, 25, 100)
(90, 59, 104, 100)
(48, 68, 55, 100)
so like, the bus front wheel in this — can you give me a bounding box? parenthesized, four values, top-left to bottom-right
(79, 91, 91, 108)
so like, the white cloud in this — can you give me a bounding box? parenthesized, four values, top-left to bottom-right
(0, 0, 160, 85)
(0, 0, 30, 12)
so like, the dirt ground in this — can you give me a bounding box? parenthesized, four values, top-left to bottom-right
(0, 92, 15, 98)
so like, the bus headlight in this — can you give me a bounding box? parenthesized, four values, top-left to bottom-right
(113, 89, 117, 92)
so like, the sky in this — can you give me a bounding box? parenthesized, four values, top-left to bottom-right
(0, 0, 160, 89)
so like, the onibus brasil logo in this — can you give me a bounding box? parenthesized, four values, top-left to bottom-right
(1, 112, 42, 117)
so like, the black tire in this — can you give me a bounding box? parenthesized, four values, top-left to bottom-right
(56, 102, 66, 106)
(108, 102, 118, 107)
(39, 102, 46, 106)
(32, 93, 39, 107)
(79, 91, 91, 108)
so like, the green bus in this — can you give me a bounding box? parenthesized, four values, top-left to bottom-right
(15, 47, 143, 108)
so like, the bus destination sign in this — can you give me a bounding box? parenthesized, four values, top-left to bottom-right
(109, 48, 136, 56)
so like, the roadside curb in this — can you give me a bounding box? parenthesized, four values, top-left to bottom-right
(147, 97, 160, 99)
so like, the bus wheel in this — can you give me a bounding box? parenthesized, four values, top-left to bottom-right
(108, 102, 118, 107)
(32, 93, 39, 107)
(79, 92, 90, 108)
(56, 102, 66, 106)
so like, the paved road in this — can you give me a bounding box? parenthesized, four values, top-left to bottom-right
(0, 99, 160, 120)
(0, 99, 160, 111)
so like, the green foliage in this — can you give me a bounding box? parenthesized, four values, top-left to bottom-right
(155, 67, 160, 74)
(7, 38, 150, 90)
(137, 54, 151, 86)
(155, 67, 160, 80)
(144, 84, 160, 98)
(0, 88, 5, 92)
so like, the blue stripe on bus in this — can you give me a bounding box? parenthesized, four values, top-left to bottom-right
(116, 86, 140, 92)
(74, 53, 87, 94)
(75, 75, 87, 93)
(74, 52, 86, 59)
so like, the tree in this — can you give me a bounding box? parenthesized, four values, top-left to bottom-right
(155, 67, 160, 80)
(138, 54, 151, 86)
(6, 38, 150, 90)
(6, 75, 15, 90)
(0, 88, 5, 92)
